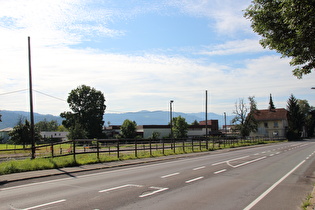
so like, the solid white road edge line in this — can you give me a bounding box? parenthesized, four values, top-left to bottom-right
(23, 199, 66, 210)
(243, 160, 306, 210)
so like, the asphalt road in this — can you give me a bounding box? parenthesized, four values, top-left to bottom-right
(1, 141, 315, 210)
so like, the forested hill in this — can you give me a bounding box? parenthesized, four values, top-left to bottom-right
(0, 110, 233, 129)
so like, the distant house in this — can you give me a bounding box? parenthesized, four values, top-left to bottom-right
(136, 125, 171, 139)
(103, 125, 122, 138)
(104, 120, 221, 139)
(250, 108, 288, 138)
(0, 127, 13, 143)
(40, 131, 69, 142)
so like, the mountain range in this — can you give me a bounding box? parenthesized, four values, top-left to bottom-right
(0, 110, 234, 130)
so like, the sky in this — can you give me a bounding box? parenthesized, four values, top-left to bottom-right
(0, 0, 314, 117)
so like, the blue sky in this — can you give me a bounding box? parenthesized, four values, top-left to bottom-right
(0, 0, 314, 117)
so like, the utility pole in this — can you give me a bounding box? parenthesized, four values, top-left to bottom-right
(224, 112, 227, 134)
(205, 90, 208, 138)
(28, 36, 35, 159)
(170, 100, 174, 138)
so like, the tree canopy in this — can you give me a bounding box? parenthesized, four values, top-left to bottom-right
(172, 116, 189, 139)
(232, 97, 258, 137)
(35, 119, 59, 132)
(287, 94, 304, 140)
(9, 120, 41, 146)
(61, 85, 106, 139)
(120, 119, 137, 139)
(244, 0, 315, 78)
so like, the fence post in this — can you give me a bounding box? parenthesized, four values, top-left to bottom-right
(51, 143, 54, 158)
(191, 138, 194, 152)
(117, 139, 120, 159)
(97, 140, 100, 160)
(162, 139, 165, 155)
(206, 138, 208, 150)
(173, 139, 176, 153)
(135, 139, 138, 158)
(149, 139, 152, 157)
(73, 140, 76, 162)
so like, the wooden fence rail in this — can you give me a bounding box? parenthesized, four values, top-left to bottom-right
(0, 137, 285, 161)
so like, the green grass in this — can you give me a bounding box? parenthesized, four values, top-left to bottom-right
(302, 193, 313, 210)
(0, 140, 283, 175)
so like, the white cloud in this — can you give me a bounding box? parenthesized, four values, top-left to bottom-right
(167, 0, 252, 35)
(199, 39, 266, 56)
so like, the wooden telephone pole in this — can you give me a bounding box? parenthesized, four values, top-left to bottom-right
(28, 36, 35, 159)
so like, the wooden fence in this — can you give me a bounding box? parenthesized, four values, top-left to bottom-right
(0, 137, 284, 162)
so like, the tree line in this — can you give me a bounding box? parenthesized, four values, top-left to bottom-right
(5, 85, 315, 145)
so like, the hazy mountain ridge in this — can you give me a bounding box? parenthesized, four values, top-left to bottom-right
(0, 110, 233, 129)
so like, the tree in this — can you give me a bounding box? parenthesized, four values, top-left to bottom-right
(191, 120, 200, 126)
(172, 116, 188, 139)
(297, 99, 315, 137)
(35, 119, 59, 132)
(244, 1, 315, 78)
(60, 85, 106, 139)
(232, 97, 258, 137)
(287, 94, 304, 140)
(121, 119, 137, 139)
(269, 94, 276, 110)
(9, 120, 41, 146)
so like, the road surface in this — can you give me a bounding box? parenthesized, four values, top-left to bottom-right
(1, 141, 315, 210)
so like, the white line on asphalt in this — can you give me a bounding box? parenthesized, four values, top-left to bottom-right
(193, 166, 205, 171)
(139, 186, 168, 198)
(212, 156, 249, 166)
(244, 160, 306, 210)
(161, 172, 180, 178)
(185, 176, 204, 183)
(22, 199, 66, 210)
(228, 156, 267, 168)
(214, 169, 227, 174)
(99, 184, 143, 193)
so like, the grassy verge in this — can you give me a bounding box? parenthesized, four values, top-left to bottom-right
(302, 193, 313, 210)
(0, 140, 282, 175)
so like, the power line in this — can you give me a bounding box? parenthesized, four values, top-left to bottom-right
(33, 90, 66, 102)
(0, 89, 27, 96)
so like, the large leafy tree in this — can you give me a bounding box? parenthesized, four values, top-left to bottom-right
(297, 99, 315, 137)
(172, 116, 188, 139)
(61, 85, 106, 139)
(287, 94, 304, 140)
(121, 119, 137, 139)
(244, 0, 315, 78)
(9, 120, 41, 146)
(232, 97, 258, 137)
(35, 119, 59, 132)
